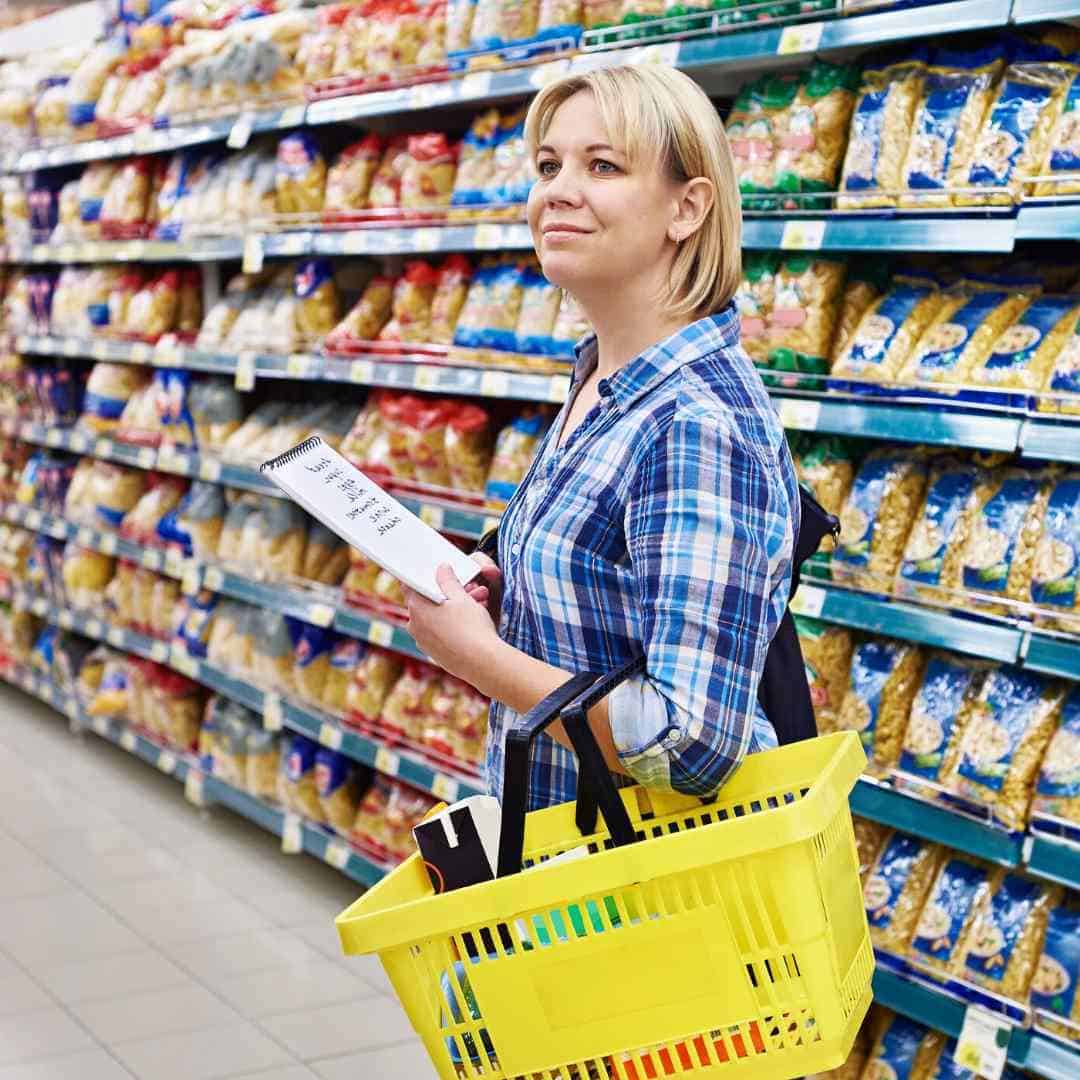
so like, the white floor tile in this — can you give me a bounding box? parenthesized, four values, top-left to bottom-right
(0, 893, 143, 966)
(111, 1021, 294, 1080)
(0, 854, 68, 901)
(0, 1005, 94, 1065)
(259, 998, 416, 1061)
(222, 1069, 318, 1080)
(32, 948, 190, 1006)
(0, 1048, 135, 1080)
(123, 895, 273, 945)
(311, 1040, 438, 1080)
(172, 931, 330, 986)
(337, 952, 394, 997)
(213, 963, 379, 1020)
(0, 970, 52, 1016)
(70, 981, 238, 1046)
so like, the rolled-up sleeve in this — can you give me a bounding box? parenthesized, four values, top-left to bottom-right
(607, 405, 791, 796)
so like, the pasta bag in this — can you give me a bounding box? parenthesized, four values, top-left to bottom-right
(316, 748, 358, 836)
(1041, 314, 1080, 416)
(1031, 899, 1080, 1043)
(275, 132, 326, 216)
(972, 294, 1080, 391)
(378, 261, 439, 344)
(346, 646, 404, 724)
(293, 623, 335, 706)
(446, 404, 494, 494)
(1033, 686, 1080, 825)
(324, 134, 384, 216)
(726, 76, 784, 203)
(1035, 65, 1080, 197)
(486, 408, 551, 504)
(945, 665, 1066, 831)
(831, 261, 890, 364)
(853, 818, 891, 882)
(734, 252, 780, 364)
(1029, 470, 1080, 632)
(450, 108, 499, 209)
(791, 434, 858, 534)
(293, 258, 339, 344)
(428, 255, 472, 345)
(323, 636, 363, 716)
(794, 616, 854, 731)
(401, 133, 457, 211)
(326, 277, 394, 348)
(367, 136, 411, 210)
(864, 832, 946, 954)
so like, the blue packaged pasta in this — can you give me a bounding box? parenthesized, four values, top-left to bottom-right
(514, 265, 561, 355)
(451, 108, 499, 208)
(972, 294, 1080, 391)
(864, 832, 944, 952)
(1030, 471, 1080, 629)
(474, 262, 526, 353)
(1034, 685, 1080, 823)
(908, 854, 994, 974)
(1032, 902, 1080, 1041)
(315, 747, 356, 834)
(282, 732, 324, 821)
(1036, 65, 1080, 197)
(275, 132, 326, 216)
(863, 1012, 939, 1078)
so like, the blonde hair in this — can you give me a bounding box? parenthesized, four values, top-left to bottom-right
(525, 64, 742, 319)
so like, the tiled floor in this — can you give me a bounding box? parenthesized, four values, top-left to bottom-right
(0, 684, 438, 1079)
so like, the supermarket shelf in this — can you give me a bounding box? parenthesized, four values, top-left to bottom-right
(1015, 203, 1080, 242)
(1010, 0, 1080, 24)
(873, 966, 1080, 1080)
(1026, 833, 1080, 892)
(742, 215, 1016, 254)
(310, 223, 532, 256)
(332, 605, 424, 661)
(1022, 633, 1080, 681)
(851, 777, 1024, 869)
(1019, 418, 1080, 465)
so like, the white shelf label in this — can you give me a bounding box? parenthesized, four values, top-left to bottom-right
(164, 550, 183, 579)
(157, 750, 177, 775)
(281, 812, 303, 854)
(780, 219, 826, 250)
(530, 58, 571, 87)
(279, 104, 306, 127)
(227, 111, 255, 149)
(107, 627, 126, 647)
(92, 715, 109, 736)
(93, 438, 111, 458)
(349, 359, 374, 384)
(777, 21, 824, 56)
(184, 770, 206, 807)
(140, 549, 162, 571)
(627, 42, 679, 66)
(58, 610, 74, 629)
(235, 352, 257, 392)
(182, 562, 202, 596)
(459, 71, 492, 98)
(86, 618, 103, 639)
(410, 80, 456, 109)
(76, 527, 94, 548)
(130, 342, 153, 363)
(173, 651, 199, 678)
(150, 641, 169, 663)
(198, 458, 222, 483)
(70, 432, 89, 453)
(340, 232, 369, 255)
(414, 365, 439, 391)
(324, 841, 350, 869)
(473, 224, 505, 249)
(286, 353, 311, 377)
(100, 533, 117, 555)
(24, 509, 42, 530)
(419, 504, 444, 530)
(480, 371, 511, 397)
(432, 773, 459, 803)
(263, 692, 283, 732)
(306, 602, 335, 628)
(62, 337, 80, 357)
(548, 375, 571, 403)
(120, 730, 137, 752)
(955, 1006, 1010, 1080)
(777, 398, 822, 431)
(92, 340, 109, 360)
(414, 228, 440, 252)
(790, 584, 826, 620)
(368, 620, 393, 647)
(137, 448, 156, 469)
(45, 428, 62, 447)
(30, 598, 47, 617)
(375, 746, 399, 776)
(242, 235, 264, 275)
(319, 722, 343, 751)
(203, 567, 224, 592)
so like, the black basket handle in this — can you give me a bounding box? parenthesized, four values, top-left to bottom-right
(497, 654, 646, 877)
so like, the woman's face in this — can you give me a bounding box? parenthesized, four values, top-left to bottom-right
(527, 90, 680, 302)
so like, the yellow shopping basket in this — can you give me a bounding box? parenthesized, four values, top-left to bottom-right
(336, 658, 874, 1080)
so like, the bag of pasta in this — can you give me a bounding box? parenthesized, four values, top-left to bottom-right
(401, 133, 457, 211)
(316, 747, 358, 836)
(445, 404, 494, 494)
(383, 780, 436, 863)
(1034, 65, 1080, 197)
(178, 481, 225, 560)
(428, 255, 472, 345)
(486, 407, 551, 505)
(452, 260, 498, 350)
(293, 622, 335, 706)
(835, 638, 924, 772)
(515, 264, 563, 356)
(125, 270, 181, 341)
(252, 609, 299, 695)
(767, 255, 846, 375)
(487, 106, 533, 209)
(346, 645, 404, 725)
(343, 545, 382, 605)
(899, 283, 1036, 387)
(792, 435, 859, 544)
(100, 157, 154, 229)
(323, 636, 363, 716)
(971, 294, 1080, 392)
(1032, 686, 1080, 825)
(864, 832, 946, 954)
(1031, 898, 1080, 1042)
(324, 134, 384, 218)
(244, 727, 279, 801)
(280, 732, 324, 822)
(959, 466, 1055, 614)
(275, 132, 326, 216)
(899, 47, 1006, 208)
(853, 818, 891, 882)
(772, 61, 859, 207)
(90, 463, 146, 531)
(326, 277, 394, 350)
(293, 259, 339, 345)
(378, 261, 438, 343)
(404, 400, 453, 488)
(81, 362, 150, 436)
(188, 377, 245, 451)
(861, 1013, 943, 1080)
(1027, 470, 1080, 632)
(87, 651, 130, 718)
(833, 448, 929, 591)
(959, 61, 1072, 206)
(451, 109, 499, 210)
(726, 76, 781, 204)
(257, 498, 307, 580)
(944, 665, 1066, 831)
(367, 135, 411, 210)
(735, 252, 780, 364)
(960, 872, 1062, 999)
(476, 261, 527, 353)
(795, 616, 854, 732)
(300, 521, 350, 586)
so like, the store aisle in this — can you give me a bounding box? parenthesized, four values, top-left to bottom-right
(0, 684, 436, 1080)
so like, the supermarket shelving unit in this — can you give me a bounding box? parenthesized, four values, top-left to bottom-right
(5, 0, 1080, 1071)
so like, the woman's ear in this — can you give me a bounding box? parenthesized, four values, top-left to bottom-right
(668, 177, 715, 243)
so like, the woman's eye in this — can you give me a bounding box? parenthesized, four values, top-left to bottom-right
(537, 159, 559, 177)
(592, 159, 619, 174)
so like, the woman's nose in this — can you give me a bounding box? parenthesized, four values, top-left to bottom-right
(544, 164, 584, 206)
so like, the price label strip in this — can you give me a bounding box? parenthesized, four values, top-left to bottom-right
(263, 692, 283, 733)
(955, 1006, 1010, 1080)
(777, 398, 822, 431)
(319, 722, 343, 751)
(777, 21, 824, 56)
(281, 812, 303, 854)
(780, 219, 826, 250)
(790, 584, 826, 619)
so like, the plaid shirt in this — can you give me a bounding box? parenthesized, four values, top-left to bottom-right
(488, 304, 800, 812)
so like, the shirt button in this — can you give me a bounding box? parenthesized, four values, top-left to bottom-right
(661, 727, 683, 749)
(511, 542, 522, 556)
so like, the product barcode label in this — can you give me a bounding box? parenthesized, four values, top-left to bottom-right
(235, 351, 257, 391)
(242, 236, 264, 275)
(184, 770, 206, 807)
(432, 773, 460, 803)
(790, 584, 826, 619)
(780, 219, 826, 250)
(107, 627, 126, 647)
(319, 722, 343, 750)
(263, 693, 283, 733)
(324, 841, 350, 869)
(777, 21, 824, 56)
(203, 567, 224, 592)
(480, 371, 511, 397)
(157, 750, 177, 775)
(419, 504, 444, 530)
(375, 746, 399, 776)
(368, 621, 393, 647)
(120, 730, 137, 752)
(349, 360, 374, 384)
(198, 458, 222, 483)
(307, 603, 335, 628)
(955, 1006, 1009, 1080)
(99, 533, 117, 555)
(777, 398, 822, 431)
(281, 813, 303, 854)
(227, 112, 254, 149)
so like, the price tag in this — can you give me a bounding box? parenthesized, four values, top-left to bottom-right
(368, 620, 393, 647)
(164, 549, 183, 579)
(182, 561, 201, 596)
(198, 458, 222, 483)
(140, 549, 162, 570)
(203, 567, 224, 592)
(157, 444, 185, 474)
(777, 398, 822, 431)
(480, 371, 510, 397)
(70, 432, 89, 453)
(24, 508, 42, 530)
(62, 337, 80, 357)
(474, 223, 505, 249)
(92, 715, 109, 736)
(99, 533, 117, 555)
(107, 626, 126, 647)
(955, 1006, 1010, 1080)
(414, 365, 439, 391)
(85, 617, 103, 638)
(777, 21, 824, 56)
(131, 343, 152, 363)
(157, 750, 177, 775)
(460, 70, 492, 98)
(235, 351, 257, 391)
(340, 232, 369, 255)
(133, 126, 156, 152)
(184, 769, 206, 807)
(58, 609, 74, 629)
(135, 448, 155, 470)
(175, 652, 199, 679)
(548, 374, 571, 403)
(155, 341, 184, 367)
(419, 504, 444, 531)
(324, 841, 350, 869)
(410, 80, 456, 110)
(263, 692, 283, 732)
(286, 353, 310, 377)
(628, 42, 680, 66)
(414, 228, 440, 253)
(780, 219, 826, 250)
(45, 429, 61, 449)
(151, 641, 169, 663)
(529, 58, 571, 88)
(92, 340, 108, 360)
(227, 111, 255, 149)
(319, 722, 343, 750)
(790, 584, 826, 619)
(120, 729, 137, 752)
(281, 812, 303, 854)
(242, 235, 265, 275)
(375, 745, 400, 776)
(349, 359, 374, 384)
(278, 104, 306, 127)
(307, 602, 335, 628)
(94, 438, 112, 458)
(432, 773, 460, 803)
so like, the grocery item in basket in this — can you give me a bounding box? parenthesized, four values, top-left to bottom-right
(294, 259, 339, 344)
(275, 132, 326, 216)
(1031, 900, 1080, 1041)
(831, 279, 944, 381)
(971, 294, 1080, 390)
(959, 467, 1054, 610)
(853, 818, 890, 879)
(401, 133, 457, 210)
(446, 404, 494, 494)
(907, 854, 995, 975)
(835, 638, 923, 769)
(1033, 686, 1080, 823)
(485, 408, 551, 504)
(960, 61, 1071, 206)
(946, 665, 1065, 830)
(1030, 471, 1080, 630)
(899, 285, 1035, 387)
(864, 832, 944, 953)
(897, 460, 996, 598)
(838, 57, 924, 210)
(316, 747, 358, 835)
(735, 252, 779, 364)
(861, 1012, 940, 1079)
(897, 654, 985, 787)
(325, 134, 384, 215)
(961, 872, 1061, 998)
(379, 261, 439, 343)
(795, 616, 854, 728)
(1035, 65, 1080, 197)
(281, 732, 324, 822)
(899, 49, 1006, 208)
(833, 449, 928, 591)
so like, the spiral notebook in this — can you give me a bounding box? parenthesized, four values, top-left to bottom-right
(260, 435, 482, 603)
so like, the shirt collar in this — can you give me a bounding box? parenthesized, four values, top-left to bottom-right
(571, 302, 740, 412)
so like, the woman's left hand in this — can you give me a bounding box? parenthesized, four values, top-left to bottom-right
(404, 564, 503, 686)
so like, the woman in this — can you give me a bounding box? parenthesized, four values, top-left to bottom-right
(405, 64, 801, 812)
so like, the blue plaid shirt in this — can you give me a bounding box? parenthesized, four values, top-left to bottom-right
(487, 303, 800, 812)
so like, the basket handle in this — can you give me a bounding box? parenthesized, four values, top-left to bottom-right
(497, 655, 646, 877)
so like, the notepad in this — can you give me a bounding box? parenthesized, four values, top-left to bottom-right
(260, 435, 482, 603)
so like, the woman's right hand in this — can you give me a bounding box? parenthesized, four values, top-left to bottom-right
(464, 551, 503, 622)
